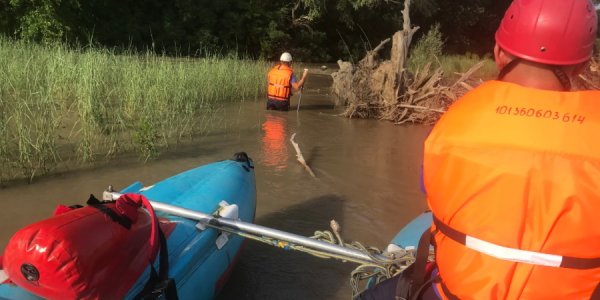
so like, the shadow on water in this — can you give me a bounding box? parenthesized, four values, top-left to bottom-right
(217, 194, 354, 300)
(303, 145, 321, 166)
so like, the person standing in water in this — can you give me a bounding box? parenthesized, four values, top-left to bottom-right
(266, 52, 308, 111)
(359, 0, 600, 299)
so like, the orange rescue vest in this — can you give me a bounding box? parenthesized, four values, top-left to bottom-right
(267, 64, 293, 101)
(423, 80, 600, 299)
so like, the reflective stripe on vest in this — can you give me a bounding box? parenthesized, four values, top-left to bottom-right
(433, 216, 600, 269)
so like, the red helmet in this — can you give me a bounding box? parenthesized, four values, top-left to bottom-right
(495, 0, 598, 65)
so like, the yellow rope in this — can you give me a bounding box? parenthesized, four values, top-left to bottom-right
(211, 218, 423, 298)
(228, 219, 417, 298)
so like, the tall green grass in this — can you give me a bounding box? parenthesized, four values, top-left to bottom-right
(0, 38, 268, 182)
(408, 25, 497, 81)
(439, 53, 497, 81)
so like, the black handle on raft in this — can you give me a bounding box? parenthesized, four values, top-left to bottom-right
(233, 152, 254, 170)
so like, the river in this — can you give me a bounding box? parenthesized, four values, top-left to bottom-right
(0, 69, 431, 299)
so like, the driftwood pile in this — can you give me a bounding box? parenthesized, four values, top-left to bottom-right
(574, 57, 600, 90)
(331, 0, 482, 125)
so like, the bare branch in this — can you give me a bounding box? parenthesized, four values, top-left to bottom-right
(290, 133, 316, 178)
(372, 38, 391, 53)
(331, 0, 481, 125)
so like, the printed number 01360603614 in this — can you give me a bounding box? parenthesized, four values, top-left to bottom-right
(495, 106, 586, 124)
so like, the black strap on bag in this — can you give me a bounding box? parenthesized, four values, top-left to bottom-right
(356, 224, 444, 300)
(406, 227, 460, 300)
(66, 194, 177, 299)
(406, 228, 433, 298)
(390, 227, 436, 300)
(135, 227, 179, 300)
(86, 194, 132, 229)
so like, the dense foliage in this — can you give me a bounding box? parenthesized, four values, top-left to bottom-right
(0, 0, 596, 62)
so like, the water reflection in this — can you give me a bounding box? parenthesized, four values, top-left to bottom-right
(260, 113, 289, 171)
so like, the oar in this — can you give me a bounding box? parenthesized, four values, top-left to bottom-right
(105, 192, 392, 266)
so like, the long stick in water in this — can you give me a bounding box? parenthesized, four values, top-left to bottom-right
(297, 68, 308, 112)
(106, 192, 387, 266)
(297, 86, 303, 112)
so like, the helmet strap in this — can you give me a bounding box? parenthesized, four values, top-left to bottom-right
(498, 58, 572, 91)
(497, 58, 521, 81)
(551, 67, 572, 91)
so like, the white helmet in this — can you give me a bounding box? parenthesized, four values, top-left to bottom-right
(280, 52, 292, 62)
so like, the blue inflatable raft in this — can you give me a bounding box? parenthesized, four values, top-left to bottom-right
(0, 153, 256, 300)
(389, 212, 432, 249)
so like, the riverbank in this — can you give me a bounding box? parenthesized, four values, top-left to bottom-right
(0, 39, 268, 183)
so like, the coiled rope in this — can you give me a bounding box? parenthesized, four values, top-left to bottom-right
(229, 218, 419, 298)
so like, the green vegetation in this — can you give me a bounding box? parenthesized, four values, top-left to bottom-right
(2, 0, 568, 182)
(439, 54, 497, 81)
(0, 0, 517, 62)
(0, 38, 268, 182)
(409, 24, 497, 81)
(408, 24, 444, 71)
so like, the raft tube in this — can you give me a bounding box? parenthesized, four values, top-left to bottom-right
(0, 153, 257, 300)
(389, 212, 432, 249)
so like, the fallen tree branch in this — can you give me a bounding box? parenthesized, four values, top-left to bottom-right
(372, 38, 391, 54)
(290, 133, 316, 178)
(578, 74, 600, 90)
(397, 104, 445, 113)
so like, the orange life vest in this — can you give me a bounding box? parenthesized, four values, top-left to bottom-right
(423, 80, 600, 299)
(267, 64, 293, 101)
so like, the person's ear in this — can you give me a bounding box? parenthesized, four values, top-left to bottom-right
(494, 44, 513, 70)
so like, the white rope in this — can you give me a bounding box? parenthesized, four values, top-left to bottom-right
(229, 218, 418, 298)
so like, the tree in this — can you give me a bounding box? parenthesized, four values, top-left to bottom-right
(8, 0, 82, 44)
(0, 0, 519, 60)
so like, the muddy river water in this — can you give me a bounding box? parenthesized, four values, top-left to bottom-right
(0, 71, 431, 299)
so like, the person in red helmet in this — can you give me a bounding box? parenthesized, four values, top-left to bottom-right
(359, 0, 600, 299)
(266, 52, 308, 111)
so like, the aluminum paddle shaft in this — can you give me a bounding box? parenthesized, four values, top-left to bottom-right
(105, 191, 391, 266)
(149, 200, 386, 266)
